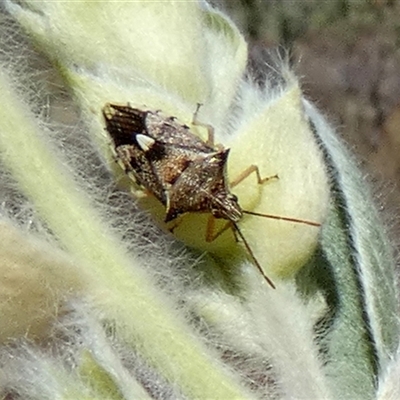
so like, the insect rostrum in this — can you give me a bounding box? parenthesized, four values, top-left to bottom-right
(102, 103, 320, 288)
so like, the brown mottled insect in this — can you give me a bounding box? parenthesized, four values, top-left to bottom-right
(102, 103, 320, 288)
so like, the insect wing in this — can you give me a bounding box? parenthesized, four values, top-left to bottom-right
(144, 111, 213, 152)
(104, 103, 218, 208)
(103, 104, 166, 203)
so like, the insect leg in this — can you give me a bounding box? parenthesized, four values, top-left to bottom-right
(167, 218, 182, 234)
(192, 103, 216, 148)
(233, 167, 321, 227)
(230, 165, 278, 188)
(205, 215, 234, 243)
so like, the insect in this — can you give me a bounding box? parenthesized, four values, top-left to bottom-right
(102, 103, 320, 288)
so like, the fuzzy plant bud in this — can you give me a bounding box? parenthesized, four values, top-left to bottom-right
(0, 1, 398, 399)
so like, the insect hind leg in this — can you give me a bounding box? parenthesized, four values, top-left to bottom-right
(230, 165, 278, 188)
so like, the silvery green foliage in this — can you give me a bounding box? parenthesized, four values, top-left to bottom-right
(301, 101, 399, 399)
(0, 1, 398, 399)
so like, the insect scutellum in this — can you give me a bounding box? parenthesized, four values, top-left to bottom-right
(102, 103, 321, 289)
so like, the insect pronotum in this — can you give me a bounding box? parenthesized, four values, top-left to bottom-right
(102, 103, 320, 289)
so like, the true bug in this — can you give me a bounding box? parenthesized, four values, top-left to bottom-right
(102, 103, 320, 288)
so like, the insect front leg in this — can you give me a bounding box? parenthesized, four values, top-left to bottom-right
(205, 215, 236, 243)
(166, 217, 182, 234)
(230, 165, 278, 188)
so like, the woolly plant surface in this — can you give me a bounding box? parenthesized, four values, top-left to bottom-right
(0, 1, 398, 399)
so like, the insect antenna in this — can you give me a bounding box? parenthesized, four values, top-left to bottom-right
(243, 210, 321, 227)
(232, 222, 276, 289)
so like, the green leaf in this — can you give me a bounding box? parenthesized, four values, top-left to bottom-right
(301, 100, 399, 399)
